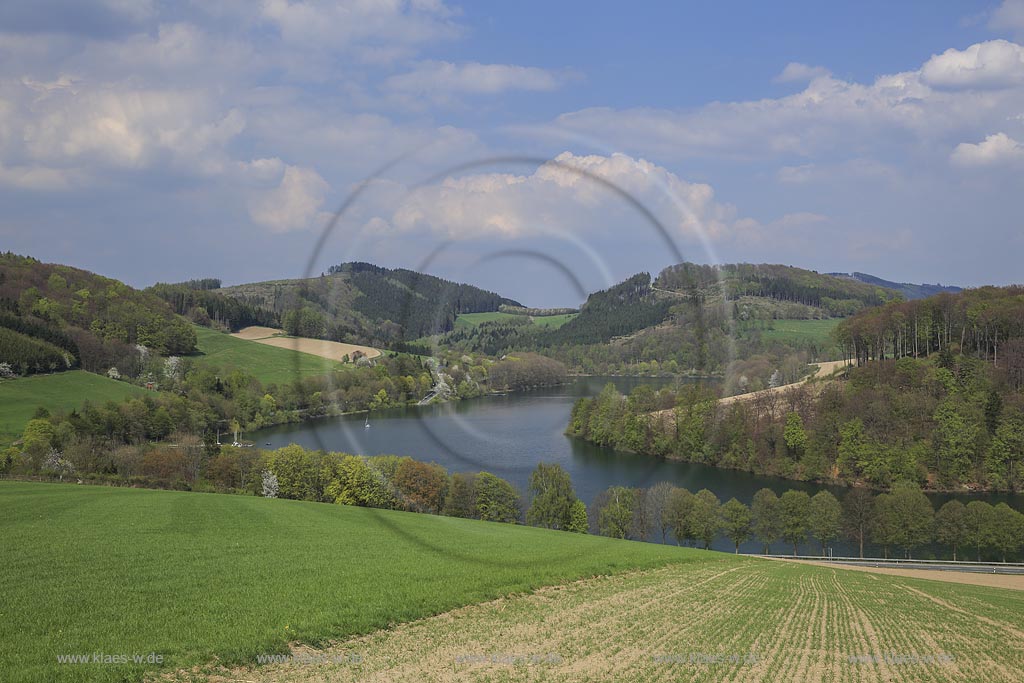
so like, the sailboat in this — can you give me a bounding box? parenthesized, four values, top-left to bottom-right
(364, 414, 370, 429)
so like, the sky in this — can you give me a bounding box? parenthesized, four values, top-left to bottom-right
(2, 0, 1024, 307)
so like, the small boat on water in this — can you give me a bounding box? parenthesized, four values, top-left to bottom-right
(364, 414, 370, 429)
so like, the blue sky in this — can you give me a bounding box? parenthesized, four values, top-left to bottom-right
(2, 1, 1023, 306)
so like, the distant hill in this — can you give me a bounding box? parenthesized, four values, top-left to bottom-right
(827, 271, 961, 300)
(216, 262, 521, 346)
(0, 253, 196, 376)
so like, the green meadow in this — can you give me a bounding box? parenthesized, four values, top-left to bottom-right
(760, 318, 840, 349)
(455, 311, 578, 330)
(0, 481, 692, 682)
(0, 371, 148, 445)
(191, 326, 341, 386)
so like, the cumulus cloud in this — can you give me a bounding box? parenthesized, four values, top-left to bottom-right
(921, 40, 1024, 89)
(248, 163, 329, 232)
(551, 40, 1024, 162)
(774, 62, 831, 84)
(950, 132, 1024, 165)
(385, 61, 567, 97)
(377, 152, 757, 243)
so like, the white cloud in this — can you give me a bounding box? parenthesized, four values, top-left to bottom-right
(248, 164, 329, 232)
(774, 62, 831, 84)
(380, 151, 757, 243)
(990, 1, 1024, 36)
(950, 132, 1024, 165)
(921, 40, 1024, 89)
(551, 40, 1024, 162)
(385, 61, 566, 97)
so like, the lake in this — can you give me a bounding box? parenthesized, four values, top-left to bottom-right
(255, 376, 1023, 555)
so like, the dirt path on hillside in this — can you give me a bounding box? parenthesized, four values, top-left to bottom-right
(232, 327, 382, 361)
(717, 360, 850, 407)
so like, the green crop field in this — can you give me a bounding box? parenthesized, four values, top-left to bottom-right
(761, 318, 840, 349)
(192, 326, 340, 386)
(455, 311, 578, 330)
(0, 371, 148, 445)
(0, 482, 691, 683)
(208, 557, 1024, 683)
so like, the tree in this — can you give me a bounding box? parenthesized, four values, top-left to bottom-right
(667, 487, 695, 546)
(597, 486, 635, 539)
(751, 488, 781, 554)
(779, 490, 811, 556)
(933, 399, 980, 486)
(871, 493, 898, 559)
(646, 481, 675, 543)
(991, 503, 1024, 563)
(783, 412, 807, 458)
(444, 472, 478, 518)
(935, 500, 967, 561)
(690, 489, 722, 549)
(393, 459, 449, 514)
(261, 469, 279, 498)
(526, 463, 577, 530)
(888, 482, 934, 558)
(474, 472, 521, 523)
(720, 498, 752, 553)
(567, 499, 589, 533)
(842, 488, 874, 559)
(21, 418, 54, 469)
(809, 491, 842, 555)
(986, 411, 1024, 490)
(964, 501, 995, 562)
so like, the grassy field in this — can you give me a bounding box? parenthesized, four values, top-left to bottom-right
(455, 311, 578, 331)
(192, 325, 341, 386)
(761, 318, 840, 349)
(0, 481, 692, 683)
(201, 558, 1024, 683)
(0, 370, 148, 444)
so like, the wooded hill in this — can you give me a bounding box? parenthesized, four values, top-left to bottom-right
(656, 262, 900, 316)
(0, 253, 196, 376)
(828, 271, 962, 301)
(214, 262, 519, 347)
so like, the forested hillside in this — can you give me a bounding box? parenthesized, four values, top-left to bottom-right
(570, 288, 1024, 491)
(148, 280, 278, 332)
(835, 286, 1024, 371)
(829, 271, 962, 300)
(217, 262, 519, 347)
(656, 262, 898, 315)
(0, 253, 196, 376)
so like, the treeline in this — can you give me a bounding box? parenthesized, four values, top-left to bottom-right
(0, 253, 196, 376)
(148, 282, 277, 332)
(656, 262, 896, 314)
(487, 353, 567, 392)
(587, 479, 1024, 562)
(570, 353, 1024, 490)
(835, 286, 1024, 372)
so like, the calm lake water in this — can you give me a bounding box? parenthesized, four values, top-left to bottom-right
(255, 376, 1023, 556)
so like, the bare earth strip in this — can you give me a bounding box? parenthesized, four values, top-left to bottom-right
(777, 558, 1024, 591)
(716, 359, 851, 407)
(169, 556, 1024, 683)
(231, 326, 286, 340)
(232, 326, 382, 361)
